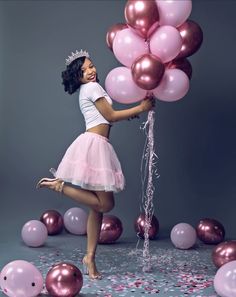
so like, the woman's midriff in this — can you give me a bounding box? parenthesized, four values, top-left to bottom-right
(86, 124, 111, 139)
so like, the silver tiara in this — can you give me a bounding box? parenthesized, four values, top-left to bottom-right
(65, 49, 90, 66)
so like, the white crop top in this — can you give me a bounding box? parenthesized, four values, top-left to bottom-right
(78, 82, 113, 130)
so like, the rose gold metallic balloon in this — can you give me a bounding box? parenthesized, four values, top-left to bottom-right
(212, 241, 236, 268)
(134, 213, 159, 240)
(99, 215, 123, 244)
(46, 262, 83, 297)
(125, 0, 159, 39)
(106, 23, 128, 51)
(196, 218, 225, 244)
(166, 58, 192, 79)
(176, 20, 203, 59)
(40, 210, 64, 235)
(132, 54, 165, 90)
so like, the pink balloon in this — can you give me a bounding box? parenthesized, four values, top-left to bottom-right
(0, 260, 43, 297)
(214, 260, 236, 297)
(106, 23, 128, 51)
(153, 68, 189, 102)
(21, 220, 48, 247)
(156, 0, 192, 27)
(63, 207, 88, 235)
(113, 28, 149, 67)
(170, 223, 197, 249)
(105, 67, 147, 104)
(150, 25, 182, 63)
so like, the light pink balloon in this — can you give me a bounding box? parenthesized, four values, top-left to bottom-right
(105, 67, 147, 104)
(153, 69, 189, 102)
(21, 220, 48, 247)
(64, 207, 88, 235)
(170, 223, 197, 249)
(214, 260, 236, 297)
(156, 0, 192, 27)
(113, 28, 149, 68)
(150, 25, 182, 63)
(0, 260, 43, 297)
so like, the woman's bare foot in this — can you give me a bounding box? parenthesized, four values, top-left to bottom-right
(82, 254, 102, 280)
(36, 178, 64, 193)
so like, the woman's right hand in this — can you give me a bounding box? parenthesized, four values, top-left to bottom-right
(140, 97, 156, 112)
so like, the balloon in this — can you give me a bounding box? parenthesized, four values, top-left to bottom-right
(214, 260, 236, 297)
(0, 260, 43, 297)
(64, 207, 88, 235)
(176, 20, 203, 59)
(156, 0, 192, 27)
(124, 0, 159, 39)
(212, 241, 236, 268)
(46, 262, 83, 297)
(113, 28, 149, 68)
(106, 23, 128, 51)
(134, 213, 159, 240)
(150, 25, 182, 63)
(166, 58, 192, 79)
(40, 209, 64, 235)
(21, 220, 48, 247)
(99, 215, 123, 244)
(153, 68, 189, 102)
(105, 67, 147, 104)
(196, 218, 225, 245)
(170, 223, 197, 249)
(131, 54, 165, 90)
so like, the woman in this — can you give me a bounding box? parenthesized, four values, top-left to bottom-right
(37, 50, 155, 279)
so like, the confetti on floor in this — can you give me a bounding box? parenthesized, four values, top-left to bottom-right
(19, 237, 219, 297)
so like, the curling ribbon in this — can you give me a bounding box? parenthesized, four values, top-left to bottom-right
(140, 110, 158, 272)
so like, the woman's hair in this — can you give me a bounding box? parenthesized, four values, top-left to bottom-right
(61, 56, 86, 95)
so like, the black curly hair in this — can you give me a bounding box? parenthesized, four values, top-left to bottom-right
(61, 56, 86, 95)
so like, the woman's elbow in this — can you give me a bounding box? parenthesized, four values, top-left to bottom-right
(106, 111, 118, 123)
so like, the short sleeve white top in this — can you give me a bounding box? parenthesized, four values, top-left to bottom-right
(78, 82, 113, 130)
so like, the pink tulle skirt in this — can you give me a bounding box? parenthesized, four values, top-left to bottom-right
(51, 132, 125, 193)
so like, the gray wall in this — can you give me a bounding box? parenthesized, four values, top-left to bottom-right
(1, 0, 236, 239)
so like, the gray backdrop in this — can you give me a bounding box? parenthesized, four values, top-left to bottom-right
(1, 0, 236, 240)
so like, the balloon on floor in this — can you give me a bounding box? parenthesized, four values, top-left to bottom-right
(63, 207, 88, 235)
(40, 209, 64, 235)
(99, 215, 123, 244)
(212, 240, 236, 268)
(0, 260, 43, 297)
(196, 218, 225, 244)
(46, 262, 83, 297)
(21, 220, 48, 247)
(214, 260, 236, 297)
(170, 223, 197, 249)
(134, 213, 159, 240)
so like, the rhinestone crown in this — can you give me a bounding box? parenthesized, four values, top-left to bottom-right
(65, 49, 90, 66)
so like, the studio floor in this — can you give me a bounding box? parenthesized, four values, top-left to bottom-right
(0, 232, 220, 297)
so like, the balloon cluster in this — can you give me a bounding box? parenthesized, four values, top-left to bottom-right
(0, 260, 83, 297)
(21, 208, 88, 247)
(105, 0, 203, 103)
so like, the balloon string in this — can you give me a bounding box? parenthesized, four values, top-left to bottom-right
(139, 110, 159, 272)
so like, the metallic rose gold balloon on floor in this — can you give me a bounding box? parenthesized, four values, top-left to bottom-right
(40, 210, 64, 235)
(212, 241, 236, 268)
(134, 213, 159, 240)
(46, 262, 83, 297)
(196, 218, 225, 244)
(99, 215, 123, 244)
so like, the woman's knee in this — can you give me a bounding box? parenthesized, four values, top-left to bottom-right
(95, 192, 115, 213)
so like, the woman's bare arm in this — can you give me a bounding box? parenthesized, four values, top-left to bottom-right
(94, 97, 155, 123)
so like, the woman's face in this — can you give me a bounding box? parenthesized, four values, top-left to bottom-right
(80, 58, 97, 84)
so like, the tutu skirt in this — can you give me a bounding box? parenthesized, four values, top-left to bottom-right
(51, 132, 125, 193)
